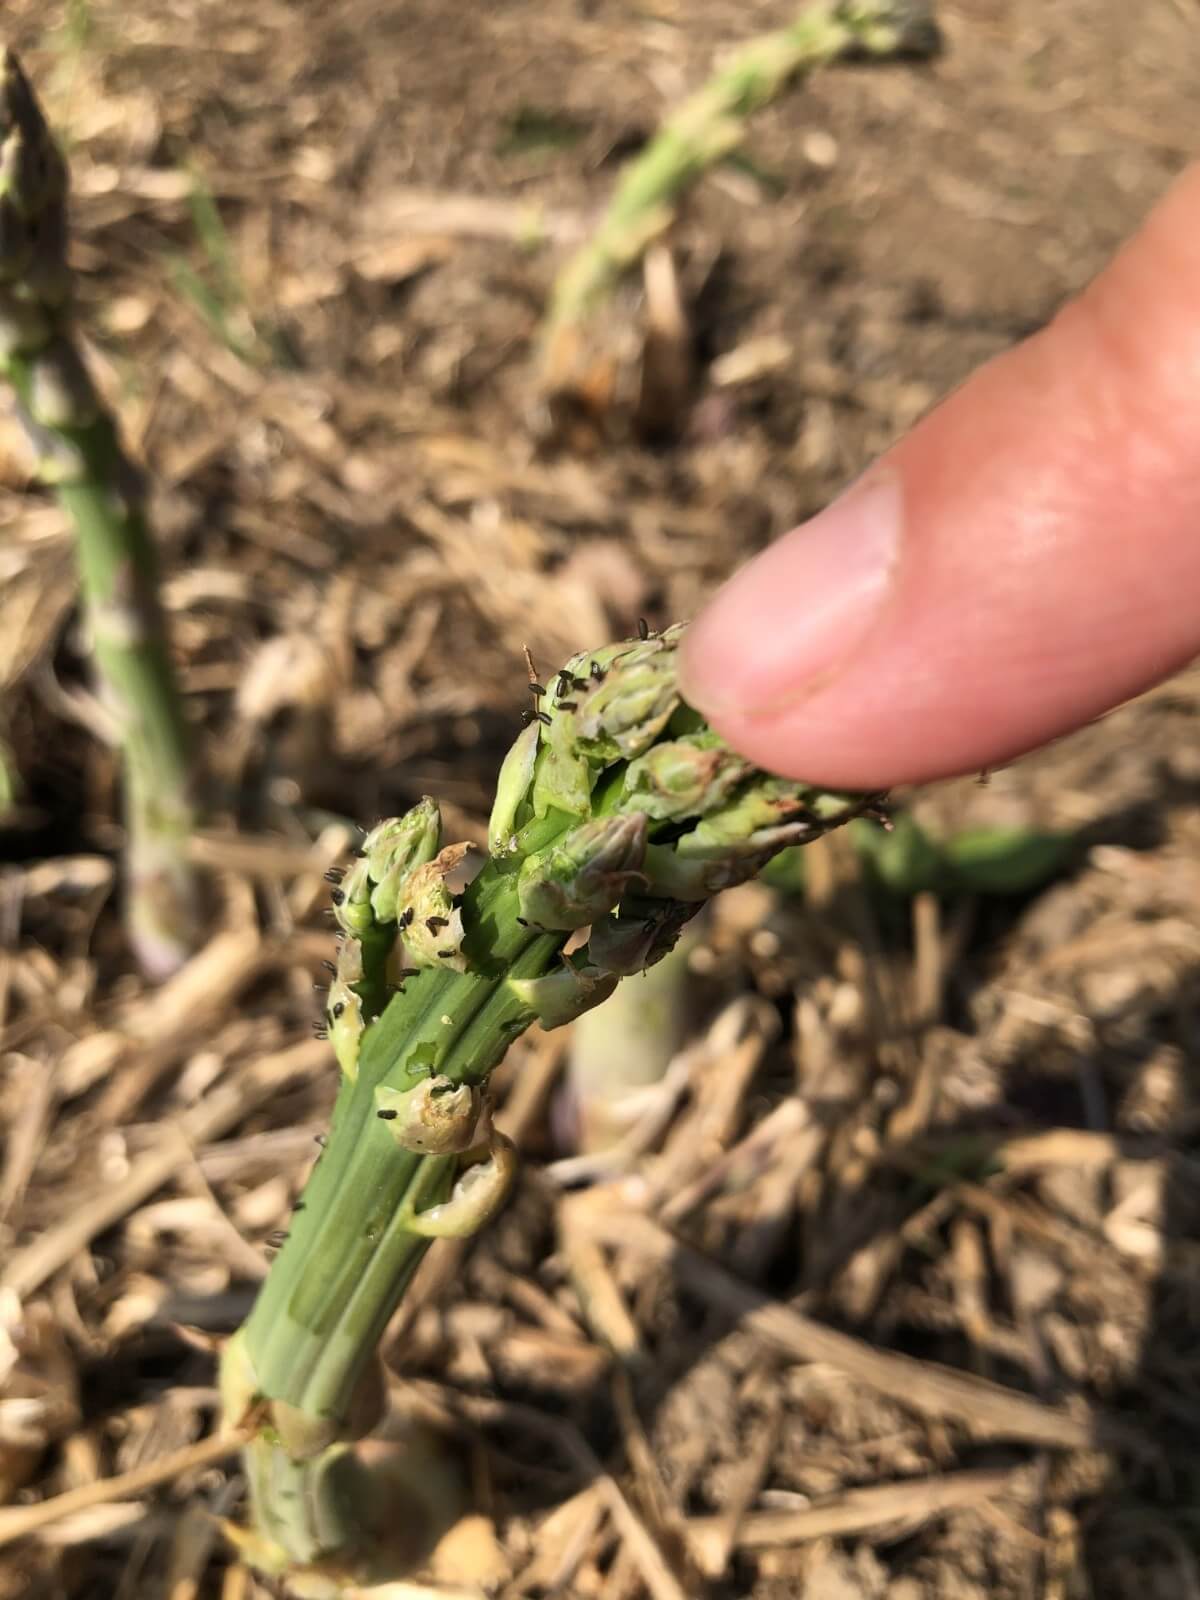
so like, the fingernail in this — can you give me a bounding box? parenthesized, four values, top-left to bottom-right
(679, 471, 901, 719)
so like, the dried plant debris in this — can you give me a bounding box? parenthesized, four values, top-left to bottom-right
(0, 1, 1197, 1597)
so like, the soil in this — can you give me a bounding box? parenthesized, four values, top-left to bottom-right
(1, 2, 1198, 1597)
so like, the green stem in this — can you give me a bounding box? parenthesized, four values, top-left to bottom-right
(228, 853, 568, 1588)
(244, 844, 560, 1426)
(0, 51, 202, 976)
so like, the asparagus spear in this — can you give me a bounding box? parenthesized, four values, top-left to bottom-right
(0, 50, 202, 976)
(542, 0, 941, 408)
(221, 624, 878, 1591)
(560, 924, 698, 1156)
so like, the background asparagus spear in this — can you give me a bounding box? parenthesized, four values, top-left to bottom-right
(0, 49, 202, 977)
(559, 926, 698, 1157)
(541, 0, 941, 422)
(221, 623, 877, 1591)
(763, 812, 1077, 899)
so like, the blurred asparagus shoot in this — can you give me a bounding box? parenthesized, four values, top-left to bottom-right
(762, 811, 1077, 899)
(0, 50, 202, 976)
(170, 164, 287, 367)
(560, 923, 699, 1156)
(0, 728, 19, 821)
(541, 0, 941, 427)
(220, 624, 876, 1592)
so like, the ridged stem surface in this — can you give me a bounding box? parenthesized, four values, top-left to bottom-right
(0, 50, 201, 975)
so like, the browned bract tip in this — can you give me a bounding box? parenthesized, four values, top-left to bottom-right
(0, 47, 66, 197)
(896, 1, 947, 56)
(0, 47, 32, 124)
(837, 0, 942, 60)
(0, 47, 69, 296)
(1, 50, 47, 135)
(888, 1, 942, 58)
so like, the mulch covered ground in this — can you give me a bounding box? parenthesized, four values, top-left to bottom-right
(1, 2, 1198, 1596)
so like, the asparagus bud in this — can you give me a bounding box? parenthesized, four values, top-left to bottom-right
(518, 813, 648, 930)
(621, 730, 751, 821)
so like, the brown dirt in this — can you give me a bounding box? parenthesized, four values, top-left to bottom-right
(1, 2, 1198, 1597)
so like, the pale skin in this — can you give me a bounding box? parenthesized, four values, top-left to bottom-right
(679, 163, 1200, 792)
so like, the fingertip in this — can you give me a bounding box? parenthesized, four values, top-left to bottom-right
(683, 162, 1200, 791)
